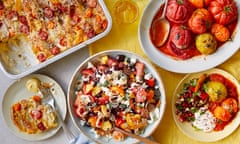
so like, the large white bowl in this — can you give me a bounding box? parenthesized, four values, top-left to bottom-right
(67, 50, 166, 144)
(138, 0, 240, 73)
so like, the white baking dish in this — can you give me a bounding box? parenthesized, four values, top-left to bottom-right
(0, 0, 112, 79)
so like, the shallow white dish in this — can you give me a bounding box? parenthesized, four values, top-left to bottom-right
(172, 68, 240, 142)
(139, 0, 240, 73)
(67, 50, 166, 144)
(1, 74, 67, 141)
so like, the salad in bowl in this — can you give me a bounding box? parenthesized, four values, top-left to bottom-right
(68, 50, 166, 144)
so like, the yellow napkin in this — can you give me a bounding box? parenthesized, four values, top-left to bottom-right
(89, 0, 240, 144)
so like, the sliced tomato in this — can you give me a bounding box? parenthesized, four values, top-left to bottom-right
(75, 105, 86, 118)
(38, 29, 48, 40)
(115, 117, 125, 127)
(13, 103, 21, 111)
(81, 68, 95, 76)
(37, 122, 46, 131)
(102, 19, 108, 30)
(199, 91, 208, 100)
(97, 95, 109, 105)
(146, 78, 155, 87)
(19, 15, 28, 25)
(37, 52, 47, 62)
(31, 110, 42, 120)
(50, 46, 60, 55)
(146, 89, 155, 100)
(135, 88, 147, 103)
(32, 95, 41, 103)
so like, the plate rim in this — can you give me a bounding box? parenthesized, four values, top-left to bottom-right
(1, 73, 67, 141)
(172, 68, 240, 142)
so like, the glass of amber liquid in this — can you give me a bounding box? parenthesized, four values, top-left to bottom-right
(113, 0, 139, 24)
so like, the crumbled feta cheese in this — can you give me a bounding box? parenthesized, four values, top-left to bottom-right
(144, 73, 152, 80)
(87, 62, 95, 69)
(130, 58, 137, 65)
(148, 107, 160, 124)
(80, 95, 91, 104)
(192, 108, 216, 132)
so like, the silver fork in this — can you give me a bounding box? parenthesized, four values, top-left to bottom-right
(40, 87, 78, 144)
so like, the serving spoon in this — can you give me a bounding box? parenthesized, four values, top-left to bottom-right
(151, 0, 170, 47)
(114, 127, 160, 144)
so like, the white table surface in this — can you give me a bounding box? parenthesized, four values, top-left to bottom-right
(0, 47, 89, 144)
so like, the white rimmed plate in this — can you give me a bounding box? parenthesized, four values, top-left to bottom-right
(1, 74, 67, 141)
(139, 0, 240, 73)
(172, 68, 240, 142)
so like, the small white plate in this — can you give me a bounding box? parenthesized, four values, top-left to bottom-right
(172, 68, 240, 142)
(1, 74, 67, 141)
(139, 0, 240, 73)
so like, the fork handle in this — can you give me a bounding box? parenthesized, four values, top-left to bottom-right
(54, 109, 77, 144)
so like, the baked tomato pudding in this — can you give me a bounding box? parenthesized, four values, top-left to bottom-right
(150, 0, 238, 60)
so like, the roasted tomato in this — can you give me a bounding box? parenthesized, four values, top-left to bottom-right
(211, 23, 230, 42)
(166, 24, 196, 59)
(188, 8, 213, 34)
(209, 0, 238, 25)
(188, 0, 211, 8)
(213, 106, 231, 122)
(221, 98, 238, 113)
(195, 33, 217, 54)
(166, 0, 194, 24)
(168, 25, 192, 49)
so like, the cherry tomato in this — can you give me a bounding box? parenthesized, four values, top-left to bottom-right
(32, 95, 41, 103)
(31, 110, 42, 120)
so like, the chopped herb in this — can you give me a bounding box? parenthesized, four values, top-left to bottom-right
(190, 79, 197, 86)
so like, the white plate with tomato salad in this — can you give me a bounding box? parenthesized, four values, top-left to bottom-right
(172, 68, 240, 142)
(67, 50, 166, 144)
(139, 0, 240, 73)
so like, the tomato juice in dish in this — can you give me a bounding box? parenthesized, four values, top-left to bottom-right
(175, 72, 239, 132)
(150, 0, 238, 60)
(73, 54, 162, 141)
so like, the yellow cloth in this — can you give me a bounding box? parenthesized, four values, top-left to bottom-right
(89, 0, 240, 143)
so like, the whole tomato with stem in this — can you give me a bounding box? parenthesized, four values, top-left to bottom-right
(209, 0, 238, 25)
(188, 8, 213, 34)
(166, 0, 194, 24)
